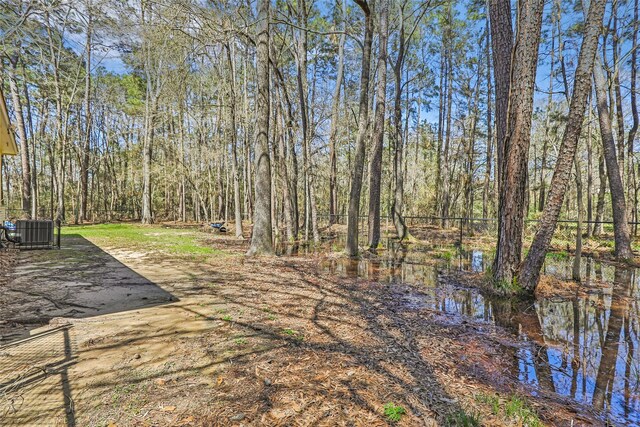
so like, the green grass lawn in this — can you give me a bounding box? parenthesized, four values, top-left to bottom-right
(61, 223, 223, 258)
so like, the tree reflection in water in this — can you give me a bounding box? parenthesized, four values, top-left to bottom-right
(316, 246, 640, 424)
(521, 265, 638, 425)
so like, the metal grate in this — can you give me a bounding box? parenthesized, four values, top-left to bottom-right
(0, 325, 77, 426)
(1, 220, 60, 250)
(15, 220, 54, 247)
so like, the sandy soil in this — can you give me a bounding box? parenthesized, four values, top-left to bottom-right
(0, 231, 604, 426)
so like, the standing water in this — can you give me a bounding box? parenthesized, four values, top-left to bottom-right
(293, 239, 640, 426)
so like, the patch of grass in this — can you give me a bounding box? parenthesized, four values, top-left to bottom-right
(546, 250, 569, 261)
(475, 393, 541, 427)
(446, 409, 481, 427)
(282, 328, 304, 341)
(221, 315, 232, 321)
(483, 263, 494, 280)
(62, 223, 222, 258)
(112, 383, 136, 404)
(439, 248, 456, 261)
(162, 361, 177, 371)
(383, 402, 406, 422)
(233, 337, 247, 346)
(475, 393, 500, 415)
(481, 264, 526, 296)
(110, 381, 149, 417)
(262, 307, 277, 320)
(504, 395, 541, 426)
(601, 239, 615, 248)
(491, 276, 522, 296)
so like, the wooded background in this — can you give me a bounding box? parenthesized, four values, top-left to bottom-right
(0, 0, 637, 261)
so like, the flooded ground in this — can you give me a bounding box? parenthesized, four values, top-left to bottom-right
(305, 240, 640, 426)
(2, 224, 638, 425)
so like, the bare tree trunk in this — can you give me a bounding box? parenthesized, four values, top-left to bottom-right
(391, 0, 414, 240)
(141, 2, 156, 225)
(271, 45, 300, 239)
(519, 0, 607, 291)
(79, 4, 92, 224)
(242, 51, 253, 222)
(345, 0, 373, 257)
(488, 0, 513, 197)
(547, 8, 584, 279)
(573, 153, 584, 281)
(247, 0, 273, 256)
(329, 0, 346, 226)
(226, 43, 243, 239)
(43, 11, 67, 222)
(367, 0, 388, 251)
(629, 0, 639, 223)
(270, 106, 278, 240)
(21, 65, 37, 218)
(439, 13, 453, 229)
(493, 0, 544, 286)
(593, 151, 606, 235)
(434, 47, 445, 219)
(538, 0, 558, 212)
(141, 94, 156, 224)
(5, 57, 31, 217)
(294, 0, 319, 243)
(276, 97, 294, 241)
(592, 57, 633, 259)
(482, 6, 493, 220)
(586, 105, 594, 237)
(179, 108, 187, 222)
(612, 7, 625, 190)
(465, 62, 481, 226)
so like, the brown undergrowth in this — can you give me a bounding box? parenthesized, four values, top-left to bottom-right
(0, 248, 18, 339)
(1, 227, 605, 426)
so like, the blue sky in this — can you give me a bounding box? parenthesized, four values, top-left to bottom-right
(86, 0, 635, 130)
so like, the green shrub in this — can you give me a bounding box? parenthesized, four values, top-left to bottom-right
(383, 402, 406, 422)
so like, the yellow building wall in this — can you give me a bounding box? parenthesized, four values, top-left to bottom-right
(0, 88, 18, 156)
(1, 88, 18, 217)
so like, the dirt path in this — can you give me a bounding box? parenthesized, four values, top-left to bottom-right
(0, 237, 175, 343)
(0, 232, 602, 426)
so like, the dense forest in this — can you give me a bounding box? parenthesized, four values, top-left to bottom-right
(0, 0, 638, 289)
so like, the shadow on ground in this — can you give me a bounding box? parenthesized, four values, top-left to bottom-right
(1, 235, 177, 342)
(0, 231, 600, 426)
(0, 235, 177, 426)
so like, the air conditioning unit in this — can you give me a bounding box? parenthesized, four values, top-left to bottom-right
(15, 220, 54, 246)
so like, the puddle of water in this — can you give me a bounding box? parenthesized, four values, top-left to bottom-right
(520, 267, 640, 426)
(300, 239, 639, 426)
